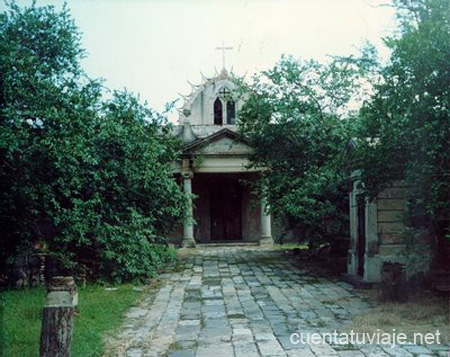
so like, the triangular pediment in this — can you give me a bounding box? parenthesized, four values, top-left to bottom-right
(182, 128, 253, 156)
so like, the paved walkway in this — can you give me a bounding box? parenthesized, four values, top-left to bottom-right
(108, 247, 448, 357)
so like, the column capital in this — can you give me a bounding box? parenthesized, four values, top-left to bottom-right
(181, 171, 194, 179)
(181, 158, 193, 179)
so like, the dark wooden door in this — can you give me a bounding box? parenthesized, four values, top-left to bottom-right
(211, 177, 242, 241)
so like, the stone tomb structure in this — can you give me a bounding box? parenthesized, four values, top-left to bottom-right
(170, 69, 273, 248)
(347, 179, 418, 283)
(345, 140, 432, 283)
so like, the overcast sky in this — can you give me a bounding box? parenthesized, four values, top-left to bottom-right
(10, 0, 397, 121)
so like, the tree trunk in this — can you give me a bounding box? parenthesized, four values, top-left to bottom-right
(40, 276, 77, 357)
(40, 306, 74, 357)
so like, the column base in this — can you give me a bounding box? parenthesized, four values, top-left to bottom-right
(259, 235, 274, 246)
(181, 237, 196, 249)
(347, 249, 358, 276)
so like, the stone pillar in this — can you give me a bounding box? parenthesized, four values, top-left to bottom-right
(260, 198, 273, 245)
(181, 171, 196, 248)
(363, 199, 381, 282)
(347, 183, 359, 276)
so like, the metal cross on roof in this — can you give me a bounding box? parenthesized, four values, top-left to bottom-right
(216, 41, 233, 69)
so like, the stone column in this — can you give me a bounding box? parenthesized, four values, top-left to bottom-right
(363, 199, 380, 282)
(181, 171, 196, 248)
(347, 183, 359, 276)
(260, 198, 273, 245)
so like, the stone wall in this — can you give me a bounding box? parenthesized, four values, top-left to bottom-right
(348, 180, 432, 283)
(377, 182, 408, 245)
(362, 182, 409, 282)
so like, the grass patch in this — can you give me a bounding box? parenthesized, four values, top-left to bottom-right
(169, 340, 197, 351)
(332, 343, 357, 351)
(168, 341, 183, 351)
(202, 278, 222, 286)
(342, 292, 450, 343)
(0, 284, 143, 356)
(227, 313, 246, 319)
(184, 292, 202, 303)
(304, 278, 321, 285)
(321, 300, 336, 305)
(273, 243, 309, 250)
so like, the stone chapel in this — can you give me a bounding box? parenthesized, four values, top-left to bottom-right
(168, 69, 273, 248)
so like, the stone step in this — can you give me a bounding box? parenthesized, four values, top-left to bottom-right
(197, 241, 259, 248)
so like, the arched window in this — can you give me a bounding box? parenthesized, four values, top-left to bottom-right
(227, 100, 236, 124)
(214, 98, 223, 125)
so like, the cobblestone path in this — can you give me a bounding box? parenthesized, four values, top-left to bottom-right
(109, 247, 448, 357)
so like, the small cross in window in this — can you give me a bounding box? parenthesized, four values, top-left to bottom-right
(218, 87, 231, 99)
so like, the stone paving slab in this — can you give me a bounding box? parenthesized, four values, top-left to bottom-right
(107, 247, 449, 357)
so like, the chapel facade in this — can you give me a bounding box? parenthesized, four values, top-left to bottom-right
(169, 69, 273, 248)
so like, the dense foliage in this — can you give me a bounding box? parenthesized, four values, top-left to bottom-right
(238, 56, 362, 244)
(239, 0, 449, 259)
(353, 0, 450, 266)
(0, 3, 186, 281)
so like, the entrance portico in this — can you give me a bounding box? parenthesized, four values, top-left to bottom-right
(176, 133, 273, 247)
(179, 172, 272, 247)
(172, 69, 273, 247)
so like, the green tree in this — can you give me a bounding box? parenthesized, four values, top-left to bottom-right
(354, 0, 450, 267)
(0, 2, 186, 281)
(238, 56, 361, 245)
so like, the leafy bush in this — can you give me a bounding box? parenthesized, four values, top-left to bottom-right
(238, 56, 361, 244)
(0, 2, 186, 281)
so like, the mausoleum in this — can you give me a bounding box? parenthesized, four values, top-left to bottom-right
(169, 69, 273, 248)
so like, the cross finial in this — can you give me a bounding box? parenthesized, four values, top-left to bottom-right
(216, 41, 233, 69)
